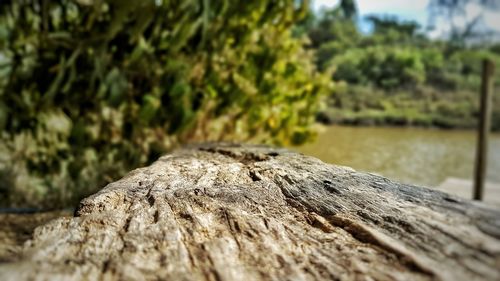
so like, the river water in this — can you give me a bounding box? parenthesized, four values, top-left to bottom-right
(294, 126, 500, 187)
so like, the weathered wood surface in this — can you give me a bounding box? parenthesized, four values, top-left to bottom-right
(1, 144, 500, 281)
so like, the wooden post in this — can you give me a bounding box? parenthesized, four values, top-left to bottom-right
(473, 59, 495, 200)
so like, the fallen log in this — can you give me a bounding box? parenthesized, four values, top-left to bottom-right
(1, 143, 499, 281)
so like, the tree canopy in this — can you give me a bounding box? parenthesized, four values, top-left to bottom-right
(428, 0, 500, 44)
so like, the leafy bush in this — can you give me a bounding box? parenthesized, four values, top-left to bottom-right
(0, 0, 331, 207)
(331, 46, 426, 89)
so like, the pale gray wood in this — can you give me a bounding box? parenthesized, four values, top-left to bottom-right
(1, 144, 499, 281)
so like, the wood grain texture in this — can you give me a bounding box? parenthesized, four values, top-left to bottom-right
(1, 143, 499, 281)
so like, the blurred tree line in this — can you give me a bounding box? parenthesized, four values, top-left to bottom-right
(0, 0, 332, 207)
(305, 0, 500, 129)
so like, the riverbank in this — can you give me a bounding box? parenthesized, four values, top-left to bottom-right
(320, 85, 500, 131)
(317, 108, 479, 129)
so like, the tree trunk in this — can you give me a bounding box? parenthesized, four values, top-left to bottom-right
(1, 143, 499, 281)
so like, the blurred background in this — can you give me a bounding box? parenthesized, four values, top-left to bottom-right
(0, 0, 499, 208)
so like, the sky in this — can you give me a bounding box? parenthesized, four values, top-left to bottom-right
(313, 0, 500, 38)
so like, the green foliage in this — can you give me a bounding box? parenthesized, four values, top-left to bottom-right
(308, 4, 500, 131)
(367, 16, 420, 37)
(308, 5, 500, 91)
(307, 3, 359, 49)
(0, 0, 331, 207)
(322, 84, 486, 129)
(332, 47, 426, 89)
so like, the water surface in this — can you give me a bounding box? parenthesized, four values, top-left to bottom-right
(294, 126, 500, 187)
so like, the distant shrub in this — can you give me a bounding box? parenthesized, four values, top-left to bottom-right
(331, 46, 426, 90)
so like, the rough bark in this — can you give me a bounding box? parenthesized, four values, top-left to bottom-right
(1, 143, 499, 281)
